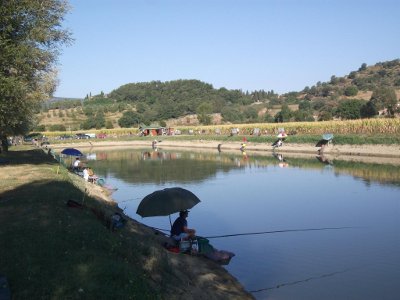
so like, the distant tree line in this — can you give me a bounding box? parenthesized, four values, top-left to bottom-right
(37, 59, 400, 131)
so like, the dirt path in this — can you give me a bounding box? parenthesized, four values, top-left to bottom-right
(50, 140, 400, 165)
(50, 139, 400, 156)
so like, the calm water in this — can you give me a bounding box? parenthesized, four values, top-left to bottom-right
(87, 148, 400, 300)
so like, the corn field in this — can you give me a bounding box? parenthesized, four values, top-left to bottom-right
(43, 118, 400, 137)
(181, 118, 400, 136)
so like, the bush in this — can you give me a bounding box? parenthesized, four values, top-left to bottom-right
(344, 86, 358, 96)
(337, 99, 366, 120)
(35, 125, 46, 131)
(49, 124, 66, 131)
(105, 120, 113, 129)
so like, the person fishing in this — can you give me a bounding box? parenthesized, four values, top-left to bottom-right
(170, 210, 196, 242)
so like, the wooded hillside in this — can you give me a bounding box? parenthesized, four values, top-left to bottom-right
(37, 59, 400, 131)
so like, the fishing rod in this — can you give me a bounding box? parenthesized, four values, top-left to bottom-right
(204, 226, 357, 239)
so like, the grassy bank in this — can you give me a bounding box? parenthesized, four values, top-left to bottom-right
(0, 148, 160, 299)
(0, 147, 253, 299)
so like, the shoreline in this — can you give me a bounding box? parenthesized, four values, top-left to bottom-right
(84, 181, 254, 299)
(45, 139, 400, 298)
(0, 147, 254, 299)
(50, 139, 400, 165)
(50, 139, 400, 156)
(68, 150, 254, 299)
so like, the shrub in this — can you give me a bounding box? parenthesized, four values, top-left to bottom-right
(344, 86, 358, 96)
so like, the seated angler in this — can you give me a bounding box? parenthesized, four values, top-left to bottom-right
(170, 210, 196, 242)
(72, 157, 82, 172)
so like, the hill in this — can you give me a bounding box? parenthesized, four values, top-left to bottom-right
(36, 59, 400, 132)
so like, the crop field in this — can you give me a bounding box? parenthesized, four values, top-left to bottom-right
(41, 118, 400, 138)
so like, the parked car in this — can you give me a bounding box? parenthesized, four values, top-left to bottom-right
(75, 133, 90, 139)
(97, 133, 107, 139)
(24, 133, 42, 142)
(85, 133, 96, 138)
(59, 134, 73, 140)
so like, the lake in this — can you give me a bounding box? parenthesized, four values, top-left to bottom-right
(87, 147, 400, 300)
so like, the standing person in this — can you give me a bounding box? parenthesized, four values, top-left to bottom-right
(152, 140, 158, 150)
(240, 136, 247, 151)
(171, 210, 196, 241)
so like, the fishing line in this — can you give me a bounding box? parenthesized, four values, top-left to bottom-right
(151, 227, 171, 233)
(118, 197, 142, 204)
(249, 266, 364, 293)
(204, 226, 357, 239)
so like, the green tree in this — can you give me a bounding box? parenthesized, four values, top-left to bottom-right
(293, 110, 314, 122)
(274, 104, 292, 123)
(94, 112, 105, 129)
(344, 86, 358, 97)
(197, 103, 212, 125)
(0, 0, 72, 151)
(318, 111, 333, 121)
(243, 106, 258, 123)
(118, 111, 142, 128)
(358, 63, 367, 71)
(263, 113, 275, 123)
(49, 124, 66, 131)
(105, 120, 113, 129)
(370, 87, 398, 116)
(136, 102, 147, 114)
(83, 106, 94, 116)
(336, 99, 365, 120)
(81, 119, 95, 130)
(299, 100, 311, 110)
(221, 106, 242, 123)
(360, 101, 378, 118)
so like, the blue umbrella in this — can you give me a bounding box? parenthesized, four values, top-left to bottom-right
(61, 148, 83, 156)
(322, 133, 334, 141)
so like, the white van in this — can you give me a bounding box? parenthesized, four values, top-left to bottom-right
(85, 133, 96, 138)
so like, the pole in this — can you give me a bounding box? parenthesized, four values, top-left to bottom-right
(204, 226, 356, 239)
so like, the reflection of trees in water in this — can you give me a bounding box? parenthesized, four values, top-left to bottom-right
(88, 150, 400, 187)
(89, 150, 249, 184)
(332, 161, 400, 187)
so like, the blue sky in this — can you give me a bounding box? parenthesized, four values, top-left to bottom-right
(55, 0, 400, 98)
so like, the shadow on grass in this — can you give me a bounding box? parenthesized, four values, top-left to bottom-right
(0, 178, 157, 299)
(0, 148, 56, 166)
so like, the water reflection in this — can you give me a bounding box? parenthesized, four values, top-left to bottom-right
(87, 149, 400, 187)
(316, 154, 333, 166)
(272, 151, 289, 168)
(86, 148, 400, 300)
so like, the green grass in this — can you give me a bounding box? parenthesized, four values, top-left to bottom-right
(0, 149, 160, 299)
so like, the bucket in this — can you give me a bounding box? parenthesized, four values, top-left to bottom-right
(179, 240, 191, 253)
(197, 237, 214, 255)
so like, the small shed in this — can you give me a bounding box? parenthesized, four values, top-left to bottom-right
(139, 126, 166, 136)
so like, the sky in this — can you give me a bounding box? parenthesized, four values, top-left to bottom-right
(54, 0, 400, 98)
